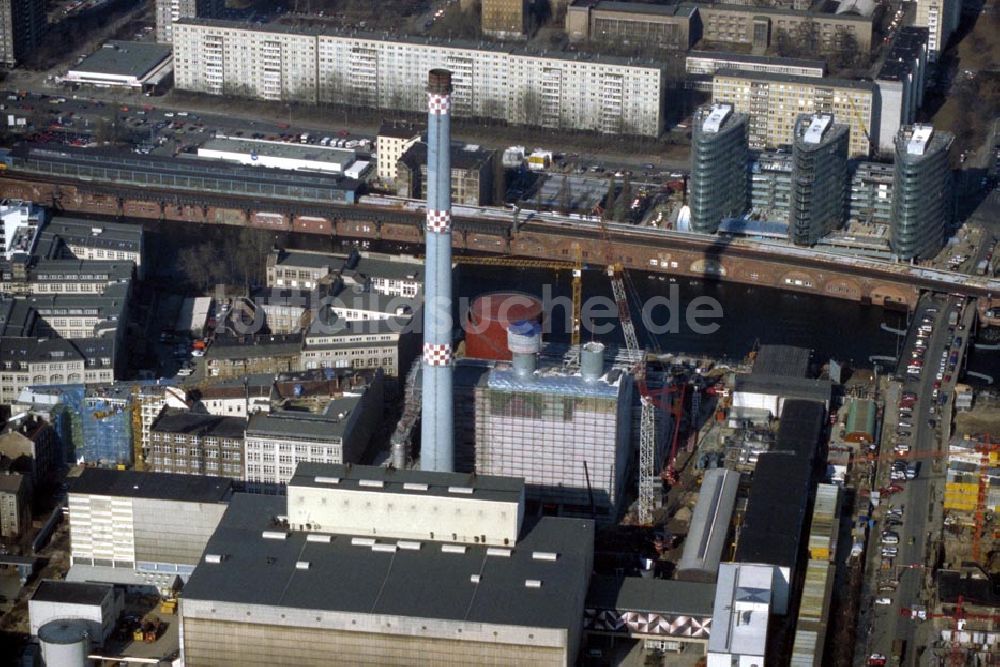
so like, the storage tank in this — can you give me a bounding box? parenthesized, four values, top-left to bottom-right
(38, 619, 90, 667)
(581, 341, 606, 382)
(465, 292, 543, 360)
(508, 321, 542, 377)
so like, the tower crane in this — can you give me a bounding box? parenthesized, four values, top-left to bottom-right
(899, 595, 1000, 666)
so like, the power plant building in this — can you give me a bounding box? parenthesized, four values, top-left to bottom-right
(474, 340, 635, 518)
(690, 103, 748, 233)
(179, 464, 595, 666)
(172, 19, 666, 136)
(789, 114, 849, 246)
(890, 124, 953, 261)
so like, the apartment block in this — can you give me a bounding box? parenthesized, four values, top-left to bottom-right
(789, 114, 849, 246)
(712, 70, 878, 158)
(155, 0, 224, 43)
(0, 0, 45, 68)
(147, 409, 247, 479)
(173, 19, 666, 136)
(565, 0, 699, 50)
(375, 121, 422, 184)
(690, 103, 749, 233)
(914, 0, 959, 60)
(482, 0, 527, 40)
(891, 124, 953, 261)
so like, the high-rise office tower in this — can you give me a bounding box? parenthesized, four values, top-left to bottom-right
(891, 124, 953, 261)
(0, 0, 45, 68)
(789, 114, 849, 246)
(690, 103, 749, 233)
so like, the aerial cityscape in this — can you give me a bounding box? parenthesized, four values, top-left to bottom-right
(0, 0, 997, 665)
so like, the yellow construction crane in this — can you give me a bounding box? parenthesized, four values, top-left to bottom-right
(130, 384, 146, 471)
(451, 251, 584, 346)
(845, 94, 875, 155)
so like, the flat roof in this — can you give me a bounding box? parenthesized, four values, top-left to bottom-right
(733, 374, 833, 405)
(589, 0, 698, 18)
(803, 114, 833, 145)
(754, 345, 810, 377)
(774, 399, 825, 461)
(906, 125, 934, 156)
(714, 68, 876, 91)
(200, 137, 357, 168)
(586, 575, 715, 617)
(245, 397, 362, 441)
(702, 103, 733, 133)
(69, 468, 233, 504)
(687, 50, 826, 70)
(71, 41, 172, 78)
(735, 453, 813, 568)
(289, 462, 525, 504)
(182, 493, 593, 630)
(31, 580, 113, 606)
(150, 408, 247, 439)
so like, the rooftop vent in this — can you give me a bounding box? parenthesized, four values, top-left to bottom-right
(262, 531, 288, 540)
(359, 479, 384, 489)
(397, 540, 422, 550)
(372, 543, 398, 554)
(525, 579, 543, 589)
(486, 547, 512, 558)
(470, 574, 481, 583)
(448, 486, 473, 495)
(403, 482, 429, 491)
(296, 561, 311, 570)
(315, 476, 340, 484)
(306, 534, 331, 543)
(204, 553, 225, 564)
(532, 551, 558, 562)
(351, 537, 376, 547)
(442, 544, 467, 554)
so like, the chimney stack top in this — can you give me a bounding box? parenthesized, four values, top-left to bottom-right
(428, 69, 453, 95)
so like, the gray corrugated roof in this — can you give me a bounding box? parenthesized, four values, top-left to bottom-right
(289, 462, 525, 504)
(677, 468, 740, 576)
(585, 575, 715, 617)
(182, 493, 593, 630)
(69, 468, 233, 504)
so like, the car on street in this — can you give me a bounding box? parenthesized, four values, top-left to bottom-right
(875, 597, 893, 605)
(882, 531, 900, 544)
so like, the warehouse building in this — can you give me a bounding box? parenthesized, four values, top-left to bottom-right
(789, 114, 850, 246)
(474, 341, 635, 519)
(180, 464, 594, 666)
(890, 124, 954, 261)
(67, 468, 232, 593)
(843, 398, 877, 444)
(173, 19, 666, 136)
(197, 136, 358, 174)
(676, 467, 740, 582)
(28, 580, 124, 644)
(712, 70, 878, 158)
(690, 103, 748, 233)
(64, 41, 174, 93)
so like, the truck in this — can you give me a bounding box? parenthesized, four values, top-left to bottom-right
(527, 150, 552, 171)
(948, 310, 960, 326)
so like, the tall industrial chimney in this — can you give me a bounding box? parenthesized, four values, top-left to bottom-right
(420, 68, 455, 473)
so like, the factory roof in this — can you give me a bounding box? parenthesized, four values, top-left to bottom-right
(150, 409, 246, 439)
(71, 41, 172, 78)
(183, 493, 592, 630)
(586, 575, 716, 617)
(31, 580, 113, 606)
(289, 462, 525, 504)
(774, 399, 825, 461)
(677, 468, 740, 579)
(200, 136, 357, 169)
(175, 18, 668, 71)
(733, 374, 833, 406)
(736, 453, 813, 568)
(245, 396, 362, 442)
(714, 68, 876, 91)
(708, 563, 771, 657)
(753, 345, 810, 377)
(399, 142, 495, 173)
(68, 468, 233, 504)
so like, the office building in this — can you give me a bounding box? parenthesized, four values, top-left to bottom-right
(890, 124, 953, 261)
(482, 0, 527, 40)
(690, 103, 748, 233)
(29, 581, 124, 644)
(204, 333, 302, 379)
(914, 0, 959, 60)
(397, 142, 497, 207)
(67, 468, 232, 592)
(300, 313, 417, 378)
(712, 70, 877, 158)
(179, 464, 594, 666)
(243, 369, 383, 487)
(173, 19, 666, 137)
(155, 0, 224, 43)
(694, 2, 873, 53)
(147, 410, 247, 479)
(267, 248, 423, 298)
(789, 114, 849, 246)
(565, 1, 699, 50)
(474, 340, 635, 518)
(0, 0, 45, 68)
(875, 28, 929, 154)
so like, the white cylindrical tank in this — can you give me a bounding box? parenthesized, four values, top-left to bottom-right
(581, 341, 605, 382)
(38, 619, 90, 667)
